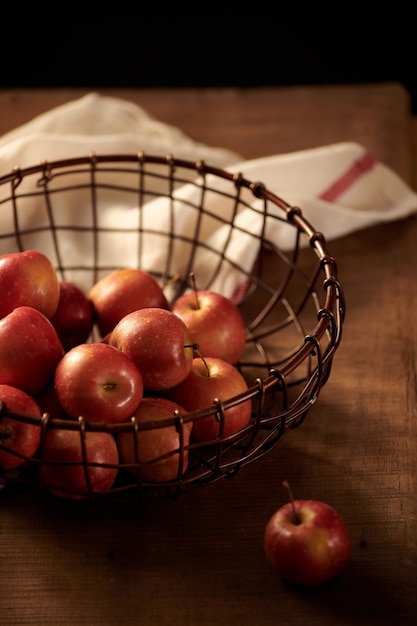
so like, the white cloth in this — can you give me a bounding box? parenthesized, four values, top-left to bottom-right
(1, 92, 416, 297)
(0, 92, 240, 170)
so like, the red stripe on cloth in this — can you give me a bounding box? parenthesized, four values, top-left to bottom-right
(231, 151, 377, 307)
(319, 151, 377, 202)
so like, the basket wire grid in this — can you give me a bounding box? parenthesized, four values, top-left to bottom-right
(0, 153, 345, 502)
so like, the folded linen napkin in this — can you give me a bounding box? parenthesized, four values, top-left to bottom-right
(1, 92, 416, 297)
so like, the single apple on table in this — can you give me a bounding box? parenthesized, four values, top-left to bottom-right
(50, 281, 95, 351)
(109, 307, 195, 391)
(40, 427, 119, 499)
(54, 342, 144, 424)
(263, 481, 351, 586)
(0, 249, 60, 320)
(0, 383, 42, 471)
(89, 268, 169, 337)
(0, 306, 64, 395)
(117, 396, 192, 483)
(172, 288, 247, 365)
(168, 356, 252, 442)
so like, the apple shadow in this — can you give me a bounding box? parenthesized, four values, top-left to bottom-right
(1, 364, 416, 626)
(1, 418, 415, 626)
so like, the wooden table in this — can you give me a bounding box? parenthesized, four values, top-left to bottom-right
(0, 83, 416, 626)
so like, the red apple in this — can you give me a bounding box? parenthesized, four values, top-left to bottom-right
(40, 427, 119, 499)
(118, 396, 192, 482)
(89, 268, 169, 337)
(168, 356, 252, 442)
(33, 379, 72, 420)
(0, 383, 42, 470)
(50, 281, 95, 351)
(263, 482, 351, 586)
(54, 342, 144, 424)
(0, 249, 60, 319)
(0, 306, 64, 395)
(172, 289, 246, 364)
(109, 308, 195, 391)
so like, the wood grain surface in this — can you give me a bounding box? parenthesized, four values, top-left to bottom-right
(0, 83, 413, 181)
(0, 83, 416, 626)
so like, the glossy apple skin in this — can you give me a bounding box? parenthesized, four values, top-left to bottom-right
(40, 428, 119, 499)
(54, 343, 144, 424)
(263, 499, 351, 586)
(0, 306, 64, 395)
(0, 249, 60, 320)
(168, 356, 252, 442)
(50, 281, 95, 351)
(172, 290, 246, 364)
(89, 268, 169, 337)
(110, 308, 194, 391)
(0, 384, 42, 470)
(118, 396, 192, 482)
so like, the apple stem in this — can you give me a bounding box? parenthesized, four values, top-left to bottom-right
(189, 272, 201, 309)
(193, 346, 210, 377)
(283, 480, 302, 525)
(164, 273, 181, 288)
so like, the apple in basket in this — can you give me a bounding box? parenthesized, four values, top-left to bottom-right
(50, 281, 95, 351)
(117, 396, 192, 483)
(40, 427, 119, 499)
(54, 343, 144, 424)
(263, 481, 351, 586)
(109, 307, 195, 391)
(89, 268, 170, 337)
(0, 306, 64, 395)
(0, 249, 60, 320)
(0, 383, 42, 471)
(172, 288, 247, 365)
(168, 356, 252, 442)
(34, 379, 72, 420)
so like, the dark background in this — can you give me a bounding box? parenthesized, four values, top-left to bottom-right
(3, 7, 417, 113)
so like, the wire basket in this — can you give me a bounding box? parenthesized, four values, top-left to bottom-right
(0, 153, 345, 502)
